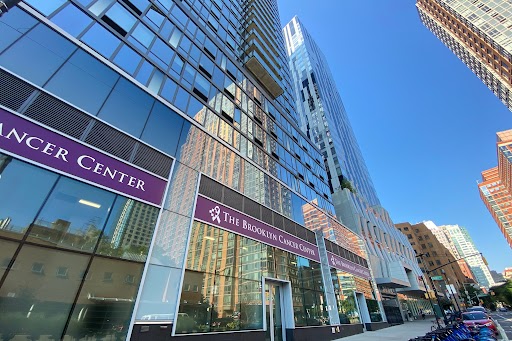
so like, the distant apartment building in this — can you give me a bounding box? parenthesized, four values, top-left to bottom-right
(504, 267, 512, 279)
(478, 130, 512, 249)
(283, 16, 425, 323)
(430, 223, 495, 288)
(395, 222, 467, 289)
(416, 0, 512, 110)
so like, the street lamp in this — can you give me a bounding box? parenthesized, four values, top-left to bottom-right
(415, 253, 448, 326)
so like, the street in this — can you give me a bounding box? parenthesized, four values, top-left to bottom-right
(491, 311, 512, 340)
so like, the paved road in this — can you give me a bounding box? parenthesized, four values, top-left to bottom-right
(491, 311, 512, 340)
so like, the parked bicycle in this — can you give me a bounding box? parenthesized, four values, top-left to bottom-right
(408, 322, 497, 341)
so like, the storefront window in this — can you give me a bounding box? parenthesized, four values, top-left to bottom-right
(96, 197, 159, 261)
(177, 221, 329, 333)
(27, 177, 116, 252)
(0, 154, 59, 240)
(331, 270, 360, 324)
(63, 257, 144, 340)
(366, 299, 383, 322)
(0, 245, 90, 340)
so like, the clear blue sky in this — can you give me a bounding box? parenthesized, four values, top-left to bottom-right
(278, 0, 512, 273)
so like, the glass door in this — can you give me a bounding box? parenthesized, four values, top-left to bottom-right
(264, 281, 285, 341)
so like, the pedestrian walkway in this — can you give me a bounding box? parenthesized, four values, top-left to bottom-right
(334, 320, 435, 341)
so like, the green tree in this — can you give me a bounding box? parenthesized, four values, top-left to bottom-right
(491, 280, 512, 307)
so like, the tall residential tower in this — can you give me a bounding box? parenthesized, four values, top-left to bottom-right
(417, 0, 512, 110)
(478, 129, 512, 249)
(283, 16, 426, 321)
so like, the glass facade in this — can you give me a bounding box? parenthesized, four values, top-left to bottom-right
(283, 17, 423, 316)
(0, 153, 159, 340)
(0, 0, 378, 339)
(174, 221, 366, 334)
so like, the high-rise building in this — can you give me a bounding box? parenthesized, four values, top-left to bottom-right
(478, 130, 512, 249)
(396, 222, 468, 309)
(283, 16, 425, 322)
(434, 224, 495, 288)
(503, 267, 512, 279)
(0, 1, 385, 340)
(416, 0, 512, 110)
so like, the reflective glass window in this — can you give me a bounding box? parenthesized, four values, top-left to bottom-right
(0, 23, 76, 86)
(63, 257, 143, 340)
(160, 77, 178, 103)
(51, 3, 92, 37)
(0, 154, 58, 240)
(175, 270, 213, 333)
(24, 0, 66, 16)
(81, 22, 121, 58)
(89, 0, 115, 16)
(0, 239, 19, 279)
(104, 2, 137, 35)
(0, 245, 90, 339)
(134, 264, 182, 321)
(0, 7, 37, 53)
(141, 101, 186, 156)
(113, 44, 142, 74)
(130, 22, 154, 49)
(44, 49, 119, 114)
(27, 177, 116, 252)
(98, 77, 154, 137)
(96, 197, 159, 261)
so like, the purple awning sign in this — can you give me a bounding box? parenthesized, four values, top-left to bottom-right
(327, 251, 371, 280)
(0, 109, 167, 205)
(194, 195, 320, 262)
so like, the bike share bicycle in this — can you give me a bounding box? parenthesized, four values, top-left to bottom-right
(408, 322, 498, 341)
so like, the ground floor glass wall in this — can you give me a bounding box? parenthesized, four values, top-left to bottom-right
(0, 154, 159, 340)
(175, 221, 364, 334)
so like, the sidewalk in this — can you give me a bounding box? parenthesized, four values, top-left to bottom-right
(334, 320, 435, 341)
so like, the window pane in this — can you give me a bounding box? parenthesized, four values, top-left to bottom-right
(28, 177, 116, 252)
(0, 245, 90, 339)
(113, 44, 141, 75)
(51, 3, 92, 37)
(0, 7, 37, 53)
(0, 154, 58, 240)
(211, 275, 240, 331)
(96, 197, 159, 261)
(63, 257, 143, 340)
(0, 23, 76, 86)
(239, 279, 263, 330)
(140, 101, 185, 156)
(0, 239, 19, 279)
(176, 270, 213, 333)
(81, 22, 121, 58)
(134, 264, 182, 321)
(98, 77, 154, 137)
(44, 49, 119, 114)
(104, 2, 137, 34)
(24, 0, 65, 15)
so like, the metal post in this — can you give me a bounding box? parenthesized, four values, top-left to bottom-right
(416, 253, 448, 325)
(418, 274, 441, 329)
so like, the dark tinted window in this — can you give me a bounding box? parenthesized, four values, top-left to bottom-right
(45, 49, 119, 114)
(97, 78, 154, 136)
(141, 101, 186, 156)
(0, 24, 76, 85)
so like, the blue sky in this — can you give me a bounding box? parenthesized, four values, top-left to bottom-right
(278, 0, 512, 273)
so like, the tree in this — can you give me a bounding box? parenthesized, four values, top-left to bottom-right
(340, 178, 356, 194)
(491, 280, 512, 307)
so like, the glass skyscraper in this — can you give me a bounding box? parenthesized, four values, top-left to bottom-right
(283, 16, 425, 320)
(417, 0, 512, 111)
(0, 1, 384, 340)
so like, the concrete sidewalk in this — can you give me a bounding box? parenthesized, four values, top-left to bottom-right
(334, 320, 435, 341)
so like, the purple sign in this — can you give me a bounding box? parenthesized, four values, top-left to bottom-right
(194, 195, 320, 262)
(327, 251, 371, 280)
(0, 109, 167, 205)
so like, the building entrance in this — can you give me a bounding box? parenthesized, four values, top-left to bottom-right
(264, 280, 288, 341)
